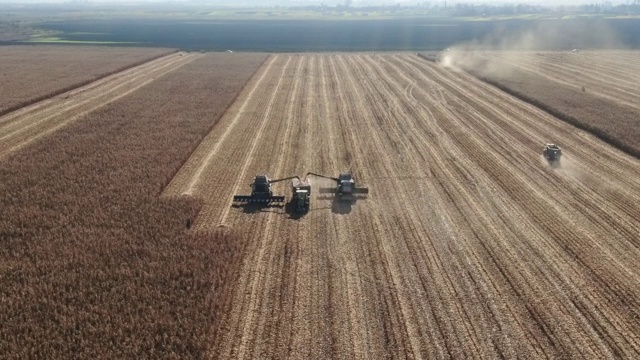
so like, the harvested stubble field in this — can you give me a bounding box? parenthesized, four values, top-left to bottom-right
(0, 45, 173, 115)
(165, 53, 640, 358)
(0, 52, 267, 358)
(438, 50, 640, 158)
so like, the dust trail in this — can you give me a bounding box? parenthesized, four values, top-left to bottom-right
(438, 20, 623, 78)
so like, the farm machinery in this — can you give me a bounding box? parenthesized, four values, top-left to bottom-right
(291, 177, 311, 213)
(307, 172, 369, 200)
(233, 174, 310, 213)
(233, 175, 295, 204)
(543, 143, 562, 164)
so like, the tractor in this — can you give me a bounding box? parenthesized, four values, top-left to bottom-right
(291, 178, 311, 213)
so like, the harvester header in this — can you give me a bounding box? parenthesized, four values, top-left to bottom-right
(233, 175, 298, 204)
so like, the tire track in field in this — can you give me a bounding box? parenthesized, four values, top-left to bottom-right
(234, 55, 304, 359)
(325, 55, 380, 359)
(438, 59, 640, 355)
(342, 53, 500, 357)
(212, 55, 297, 359)
(383, 55, 557, 358)
(362, 54, 542, 358)
(376, 54, 608, 357)
(333, 54, 429, 358)
(270, 55, 318, 359)
(409, 54, 640, 230)
(286, 55, 359, 359)
(416, 55, 640, 219)
(0, 52, 199, 159)
(341, 55, 457, 358)
(360, 53, 640, 356)
(407, 55, 640, 256)
(402, 55, 640, 356)
(353, 54, 524, 358)
(278, 55, 341, 358)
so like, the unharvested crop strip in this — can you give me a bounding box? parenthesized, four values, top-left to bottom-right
(491, 54, 640, 111)
(0, 53, 198, 159)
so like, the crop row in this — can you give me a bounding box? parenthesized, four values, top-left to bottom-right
(0, 46, 173, 116)
(0, 53, 266, 358)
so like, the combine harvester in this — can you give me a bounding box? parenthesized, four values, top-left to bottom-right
(233, 174, 311, 214)
(233, 175, 296, 204)
(543, 143, 562, 166)
(307, 172, 369, 200)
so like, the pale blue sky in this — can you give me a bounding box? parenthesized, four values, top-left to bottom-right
(0, 0, 630, 6)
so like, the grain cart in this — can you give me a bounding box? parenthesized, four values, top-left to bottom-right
(233, 175, 298, 204)
(307, 172, 369, 200)
(291, 177, 311, 213)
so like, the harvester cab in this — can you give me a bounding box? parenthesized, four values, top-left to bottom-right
(308, 172, 369, 200)
(543, 144, 562, 163)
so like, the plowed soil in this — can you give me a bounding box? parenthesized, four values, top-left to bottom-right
(165, 54, 640, 358)
(0, 52, 200, 159)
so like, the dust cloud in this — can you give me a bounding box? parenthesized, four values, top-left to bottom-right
(439, 19, 623, 77)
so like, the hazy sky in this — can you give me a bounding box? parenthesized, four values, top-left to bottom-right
(0, 0, 628, 6)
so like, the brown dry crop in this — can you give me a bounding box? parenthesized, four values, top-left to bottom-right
(166, 54, 640, 358)
(0, 53, 266, 358)
(0, 46, 173, 115)
(0, 52, 199, 158)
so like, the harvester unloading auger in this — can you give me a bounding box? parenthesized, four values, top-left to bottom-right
(307, 172, 369, 200)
